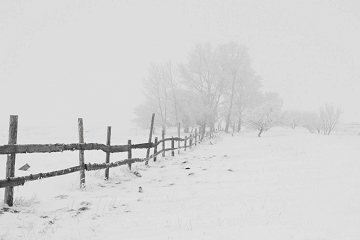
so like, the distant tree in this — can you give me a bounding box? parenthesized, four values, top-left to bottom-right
(179, 43, 225, 138)
(244, 93, 282, 137)
(300, 111, 321, 133)
(319, 104, 343, 135)
(141, 63, 169, 133)
(283, 110, 303, 129)
(138, 61, 179, 134)
(171, 88, 204, 133)
(133, 101, 159, 132)
(232, 75, 262, 132)
(217, 42, 254, 133)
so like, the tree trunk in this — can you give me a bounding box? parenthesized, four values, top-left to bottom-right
(258, 128, 263, 137)
(225, 78, 237, 133)
(201, 121, 206, 139)
(162, 125, 166, 136)
(237, 116, 242, 132)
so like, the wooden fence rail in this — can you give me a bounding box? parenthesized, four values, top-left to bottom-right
(1, 114, 219, 207)
(0, 142, 154, 155)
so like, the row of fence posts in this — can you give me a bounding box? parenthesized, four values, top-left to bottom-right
(3, 114, 216, 206)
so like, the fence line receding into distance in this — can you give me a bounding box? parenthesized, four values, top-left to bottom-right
(0, 114, 220, 207)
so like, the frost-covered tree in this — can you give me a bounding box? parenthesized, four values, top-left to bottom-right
(179, 43, 225, 137)
(244, 93, 282, 137)
(300, 111, 321, 133)
(136, 61, 179, 134)
(217, 42, 253, 133)
(283, 110, 303, 129)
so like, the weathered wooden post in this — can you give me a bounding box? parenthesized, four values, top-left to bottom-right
(105, 126, 111, 180)
(171, 136, 175, 156)
(128, 140, 132, 170)
(4, 115, 18, 207)
(145, 113, 155, 165)
(154, 137, 158, 162)
(78, 118, 85, 189)
(162, 129, 165, 157)
(194, 129, 197, 146)
(184, 136, 187, 151)
(189, 135, 192, 149)
(177, 122, 180, 154)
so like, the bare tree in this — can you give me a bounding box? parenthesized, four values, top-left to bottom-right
(283, 110, 303, 129)
(319, 104, 343, 135)
(142, 63, 170, 134)
(162, 60, 180, 127)
(179, 43, 225, 138)
(301, 111, 321, 133)
(217, 42, 259, 133)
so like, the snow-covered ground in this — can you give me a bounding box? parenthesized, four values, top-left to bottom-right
(1, 126, 360, 240)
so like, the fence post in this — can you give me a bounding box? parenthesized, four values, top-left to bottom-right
(145, 113, 155, 165)
(199, 127, 203, 143)
(4, 115, 18, 207)
(171, 136, 175, 157)
(195, 129, 197, 146)
(184, 136, 187, 151)
(78, 118, 85, 189)
(128, 140, 132, 170)
(105, 126, 111, 180)
(189, 135, 192, 149)
(154, 137, 158, 162)
(162, 129, 165, 157)
(177, 122, 180, 154)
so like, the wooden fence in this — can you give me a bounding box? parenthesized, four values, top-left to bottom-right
(0, 114, 219, 206)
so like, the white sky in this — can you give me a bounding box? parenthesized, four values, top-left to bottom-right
(1, 0, 360, 129)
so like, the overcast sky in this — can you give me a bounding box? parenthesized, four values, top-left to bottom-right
(1, 0, 359, 129)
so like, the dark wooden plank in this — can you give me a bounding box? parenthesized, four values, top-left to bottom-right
(0, 165, 82, 188)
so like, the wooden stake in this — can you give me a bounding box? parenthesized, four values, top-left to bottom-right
(78, 118, 85, 189)
(162, 129, 165, 157)
(184, 137, 187, 151)
(171, 136, 174, 156)
(4, 115, 18, 207)
(128, 140, 132, 170)
(105, 126, 111, 180)
(195, 129, 197, 146)
(154, 137, 158, 162)
(177, 122, 180, 154)
(145, 113, 155, 165)
(189, 135, 192, 149)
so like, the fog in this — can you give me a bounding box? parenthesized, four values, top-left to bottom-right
(1, 0, 360, 129)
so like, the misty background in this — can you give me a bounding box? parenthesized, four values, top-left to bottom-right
(1, 0, 359, 130)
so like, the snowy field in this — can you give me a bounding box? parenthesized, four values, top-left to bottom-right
(1, 125, 360, 240)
